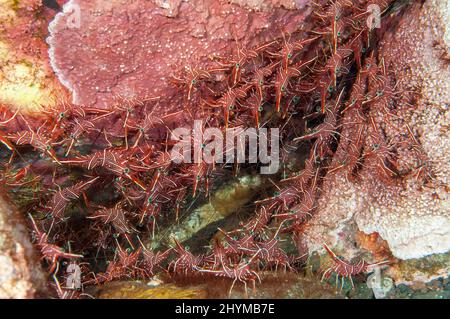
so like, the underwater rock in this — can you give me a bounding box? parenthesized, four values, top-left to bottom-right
(47, 0, 310, 108)
(385, 253, 450, 286)
(95, 272, 346, 299)
(0, 0, 67, 112)
(95, 281, 208, 299)
(0, 193, 47, 298)
(302, 0, 450, 268)
(148, 175, 262, 250)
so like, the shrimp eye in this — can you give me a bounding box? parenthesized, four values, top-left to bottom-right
(147, 196, 153, 203)
(287, 53, 293, 59)
(139, 127, 145, 132)
(59, 112, 65, 119)
(281, 85, 285, 92)
(258, 105, 263, 112)
(235, 63, 240, 68)
(191, 79, 197, 85)
(228, 104, 234, 110)
(45, 145, 51, 151)
(274, 191, 280, 196)
(327, 86, 333, 92)
(259, 80, 264, 86)
(123, 168, 130, 174)
(337, 31, 341, 37)
(185, 245, 190, 251)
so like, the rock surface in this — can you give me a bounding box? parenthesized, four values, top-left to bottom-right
(149, 175, 262, 250)
(94, 272, 346, 299)
(95, 281, 208, 299)
(0, 193, 47, 298)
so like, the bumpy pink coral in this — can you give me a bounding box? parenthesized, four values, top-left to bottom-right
(302, 0, 450, 262)
(47, 0, 310, 108)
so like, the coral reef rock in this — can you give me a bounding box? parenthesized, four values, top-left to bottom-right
(149, 175, 261, 250)
(0, 194, 47, 298)
(96, 281, 208, 299)
(302, 0, 449, 266)
(95, 272, 346, 299)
